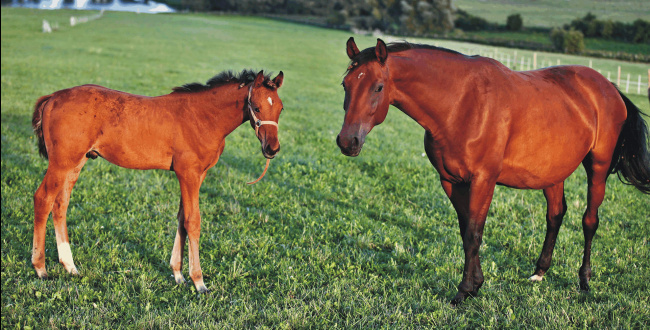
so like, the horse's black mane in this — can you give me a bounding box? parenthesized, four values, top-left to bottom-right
(347, 41, 463, 73)
(172, 69, 272, 93)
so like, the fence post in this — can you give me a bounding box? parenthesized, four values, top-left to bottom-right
(625, 73, 630, 93)
(638, 75, 642, 95)
(533, 53, 537, 69)
(617, 66, 621, 86)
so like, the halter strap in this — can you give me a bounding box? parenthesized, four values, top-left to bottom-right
(245, 83, 278, 185)
(247, 84, 278, 137)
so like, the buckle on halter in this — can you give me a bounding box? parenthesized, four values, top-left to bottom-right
(255, 120, 262, 127)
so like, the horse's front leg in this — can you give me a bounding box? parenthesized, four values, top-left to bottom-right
(449, 176, 496, 306)
(176, 169, 209, 293)
(170, 199, 187, 285)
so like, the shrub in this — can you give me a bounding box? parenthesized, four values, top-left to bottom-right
(550, 28, 585, 54)
(506, 14, 523, 31)
(550, 27, 565, 51)
(455, 9, 492, 31)
(564, 29, 585, 53)
(326, 11, 347, 27)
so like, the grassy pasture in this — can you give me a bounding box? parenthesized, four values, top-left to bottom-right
(454, 0, 650, 28)
(2, 8, 650, 328)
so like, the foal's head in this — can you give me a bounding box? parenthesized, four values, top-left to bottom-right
(337, 37, 392, 157)
(248, 71, 284, 159)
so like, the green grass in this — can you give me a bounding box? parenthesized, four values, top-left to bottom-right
(454, 0, 650, 28)
(2, 8, 650, 328)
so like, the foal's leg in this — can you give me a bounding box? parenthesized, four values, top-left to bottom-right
(449, 177, 496, 306)
(52, 159, 87, 275)
(176, 169, 209, 293)
(530, 182, 567, 281)
(33, 168, 66, 278)
(579, 156, 610, 291)
(170, 199, 187, 284)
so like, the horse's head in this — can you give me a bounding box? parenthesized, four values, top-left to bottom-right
(247, 70, 284, 159)
(337, 37, 392, 157)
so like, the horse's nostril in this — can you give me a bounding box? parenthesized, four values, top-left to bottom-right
(265, 144, 279, 156)
(352, 136, 359, 148)
(336, 135, 341, 147)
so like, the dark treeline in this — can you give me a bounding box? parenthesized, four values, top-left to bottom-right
(177, 0, 455, 34)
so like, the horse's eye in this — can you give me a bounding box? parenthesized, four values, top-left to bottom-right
(375, 85, 384, 93)
(254, 107, 260, 113)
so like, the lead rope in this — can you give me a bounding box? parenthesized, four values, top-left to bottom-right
(246, 84, 278, 185)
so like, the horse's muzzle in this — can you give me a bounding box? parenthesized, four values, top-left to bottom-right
(263, 143, 280, 159)
(336, 134, 363, 157)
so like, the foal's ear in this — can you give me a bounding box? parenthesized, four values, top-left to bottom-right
(346, 37, 360, 59)
(273, 71, 284, 89)
(253, 70, 265, 88)
(375, 38, 388, 64)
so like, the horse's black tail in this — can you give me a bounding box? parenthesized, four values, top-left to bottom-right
(32, 94, 52, 160)
(610, 89, 650, 194)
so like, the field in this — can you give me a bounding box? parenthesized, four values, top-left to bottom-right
(2, 8, 649, 328)
(454, 0, 650, 28)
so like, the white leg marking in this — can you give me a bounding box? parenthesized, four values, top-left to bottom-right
(529, 274, 544, 282)
(58, 242, 78, 274)
(267, 97, 273, 106)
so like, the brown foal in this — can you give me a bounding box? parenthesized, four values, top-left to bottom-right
(32, 69, 284, 292)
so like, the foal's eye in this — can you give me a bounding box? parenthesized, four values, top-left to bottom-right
(375, 85, 384, 93)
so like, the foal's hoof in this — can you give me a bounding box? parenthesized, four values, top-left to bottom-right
(529, 274, 544, 282)
(35, 268, 48, 279)
(174, 275, 186, 285)
(68, 267, 80, 276)
(196, 285, 210, 294)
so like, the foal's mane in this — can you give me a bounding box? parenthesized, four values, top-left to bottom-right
(347, 41, 463, 73)
(171, 69, 273, 93)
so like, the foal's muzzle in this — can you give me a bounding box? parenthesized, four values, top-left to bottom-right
(262, 143, 280, 159)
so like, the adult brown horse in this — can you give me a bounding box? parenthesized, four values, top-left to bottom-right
(32, 69, 284, 293)
(337, 38, 650, 305)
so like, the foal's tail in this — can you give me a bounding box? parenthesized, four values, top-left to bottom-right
(32, 94, 52, 159)
(610, 89, 650, 194)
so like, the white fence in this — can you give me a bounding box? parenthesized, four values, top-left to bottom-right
(466, 48, 649, 96)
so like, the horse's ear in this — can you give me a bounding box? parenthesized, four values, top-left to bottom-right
(273, 71, 284, 89)
(375, 38, 388, 64)
(346, 37, 360, 59)
(253, 70, 265, 88)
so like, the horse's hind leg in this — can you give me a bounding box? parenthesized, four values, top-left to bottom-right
(530, 182, 567, 281)
(170, 199, 187, 284)
(52, 159, 86, 275)
(579, 154, 611, 291)
(32, 163, 76, 277)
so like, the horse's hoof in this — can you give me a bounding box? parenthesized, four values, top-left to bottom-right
(529, 274, 544, 282)
(579, 278, 590, 292)
(69, 267, 79, 276)
(175, 277, 186, 285)
(450, 292, 468, 306)
(196, 285, 210, 294)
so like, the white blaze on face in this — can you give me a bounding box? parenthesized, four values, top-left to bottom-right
(267, 97, 273, 106)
